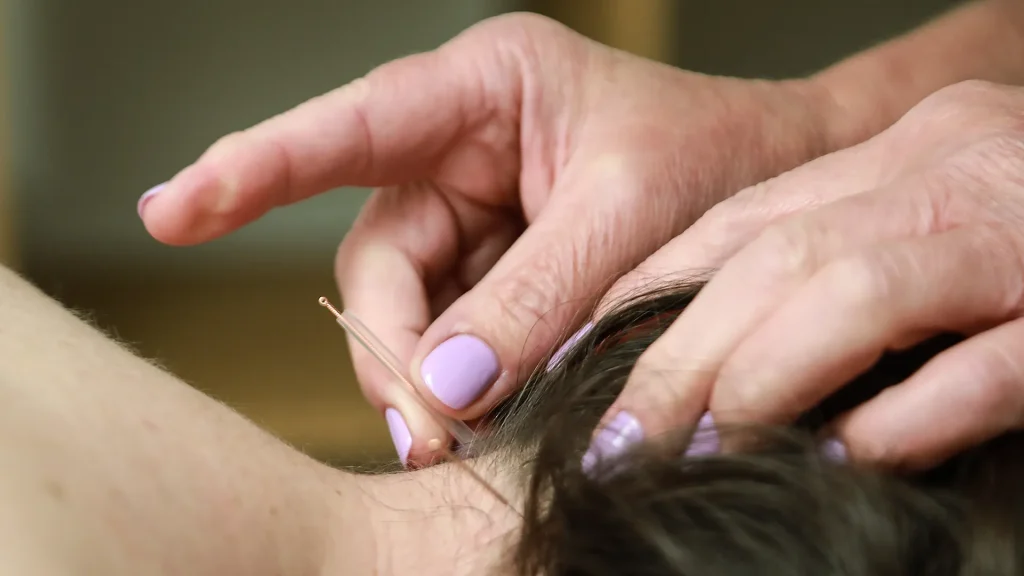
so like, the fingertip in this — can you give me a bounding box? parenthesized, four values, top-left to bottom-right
(582, 410, 646, 476)
(386, 391, 452, 469)
(820, 437, 848, 463)
(832, 411, 934, 471)
(417, 333, 502, 411)
(412, 309, 576, 420)
(684, 411, 719, 457)
(546, 322, 593, 372)
(137, 182, 166, 219)
(138, 163, 240, 245)
(141, 126, 304, 246)
(385, 407, 413, 466)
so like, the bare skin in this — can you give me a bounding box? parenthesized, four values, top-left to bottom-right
(595, 0, 1024, 471)
(0, 265, 516, 575)
(139, 0, 1024, 468)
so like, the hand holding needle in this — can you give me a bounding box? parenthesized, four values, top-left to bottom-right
(317, 297, 476, 447)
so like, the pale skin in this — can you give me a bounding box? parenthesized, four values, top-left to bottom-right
(596, 7, 1024, 469)
(0, 265, 516, 575)
(599, 78, 1024, 470)
(138, 0, 1024, 468)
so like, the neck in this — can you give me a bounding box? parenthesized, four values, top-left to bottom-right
(319, 457, 522, 576)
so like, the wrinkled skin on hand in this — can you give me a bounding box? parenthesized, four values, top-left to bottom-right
(598, 80, 1024, 471)
(138, 13, 835, 465)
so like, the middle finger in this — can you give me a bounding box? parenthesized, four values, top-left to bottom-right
(618, 171, 974, 437)
(711, 223, 1024, 428)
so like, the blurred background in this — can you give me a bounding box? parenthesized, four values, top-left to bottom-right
(0, 0, 954, 465)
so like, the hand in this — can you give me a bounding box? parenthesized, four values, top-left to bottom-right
(137, 13, 834, 466)
(592, 80, 1024, 470)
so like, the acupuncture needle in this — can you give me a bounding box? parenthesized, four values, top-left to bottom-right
(318, 297, 477, 446)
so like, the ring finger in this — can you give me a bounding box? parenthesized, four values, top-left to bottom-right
(610, 172, 973, 437)
(711, 223, 1024, 431)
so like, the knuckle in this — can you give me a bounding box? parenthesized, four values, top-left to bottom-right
(489, 264, 563, 339)
(965, 336, 1024, 413)
(598, 273, 649, 316)
(748, 220, 820, 281)
(713, 357, 793, 421)
(194, 131, 258, 216)
(711, 375, 763, 420)
(934, 79, 1006, 103)
(694, 196, 744, 240)
(339, 75, 373, 103)
(729, 179, 777, 208)
(702, 190, 745, 220)
(699, 181, 774, 234)
(921, 80, 1008, 114)
(197, 127, 297, 214)
(201, 130, 248, 163)
(627, 353, 696, 416)
(485, 11, 558, 32)
(461, 11, 566, 49)
(680, 211, 736, 265)
(818, 254, 891, 313)
(847, 434, 905, 467)
(902, 81, 1024, 142)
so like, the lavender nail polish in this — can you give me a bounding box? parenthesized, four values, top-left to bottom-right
(546, 322, 594, 372)
(684, 412, 719, 457)
(821, 438, 847, 463)
(385, 408, 412, 466)
(421, 334, 500, 410)
(137, 183, 166, 217)
(582, 411, 645, 473)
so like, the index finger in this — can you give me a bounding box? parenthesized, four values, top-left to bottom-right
(139, 43, 510, 246)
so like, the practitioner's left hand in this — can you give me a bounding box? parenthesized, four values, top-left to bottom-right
(589, 80, 1024, 470)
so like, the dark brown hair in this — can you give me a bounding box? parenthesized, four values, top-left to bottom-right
(478, 278, 1024, 576)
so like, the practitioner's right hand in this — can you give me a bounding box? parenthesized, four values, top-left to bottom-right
(137, 13, 840, 466)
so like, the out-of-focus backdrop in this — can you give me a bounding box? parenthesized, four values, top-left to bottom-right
(0, 0, 953, 465)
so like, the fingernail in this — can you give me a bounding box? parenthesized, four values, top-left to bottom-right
(582, 411, 644, 473)
(420, 334, 500, 410)
(546, 322, 593, 372)
(821, 437, 847, 463)
(684, 412, 719, 457)
(137, 183, 166, 217)
(385, 408, 412, 466)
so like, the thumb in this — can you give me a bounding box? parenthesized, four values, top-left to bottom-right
(138, 25, 517, 246)
(409, 154, 689, 420)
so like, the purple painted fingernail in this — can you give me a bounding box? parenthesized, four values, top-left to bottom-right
(684, 412, 719, 457)
(546, 322, 594, 372)
(385, 408, 412, 466)
(582, 411, 645, 473)
(822, 438, 847, 463)
(137, 183, 166, 217)
(421, 334, 500, 410)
